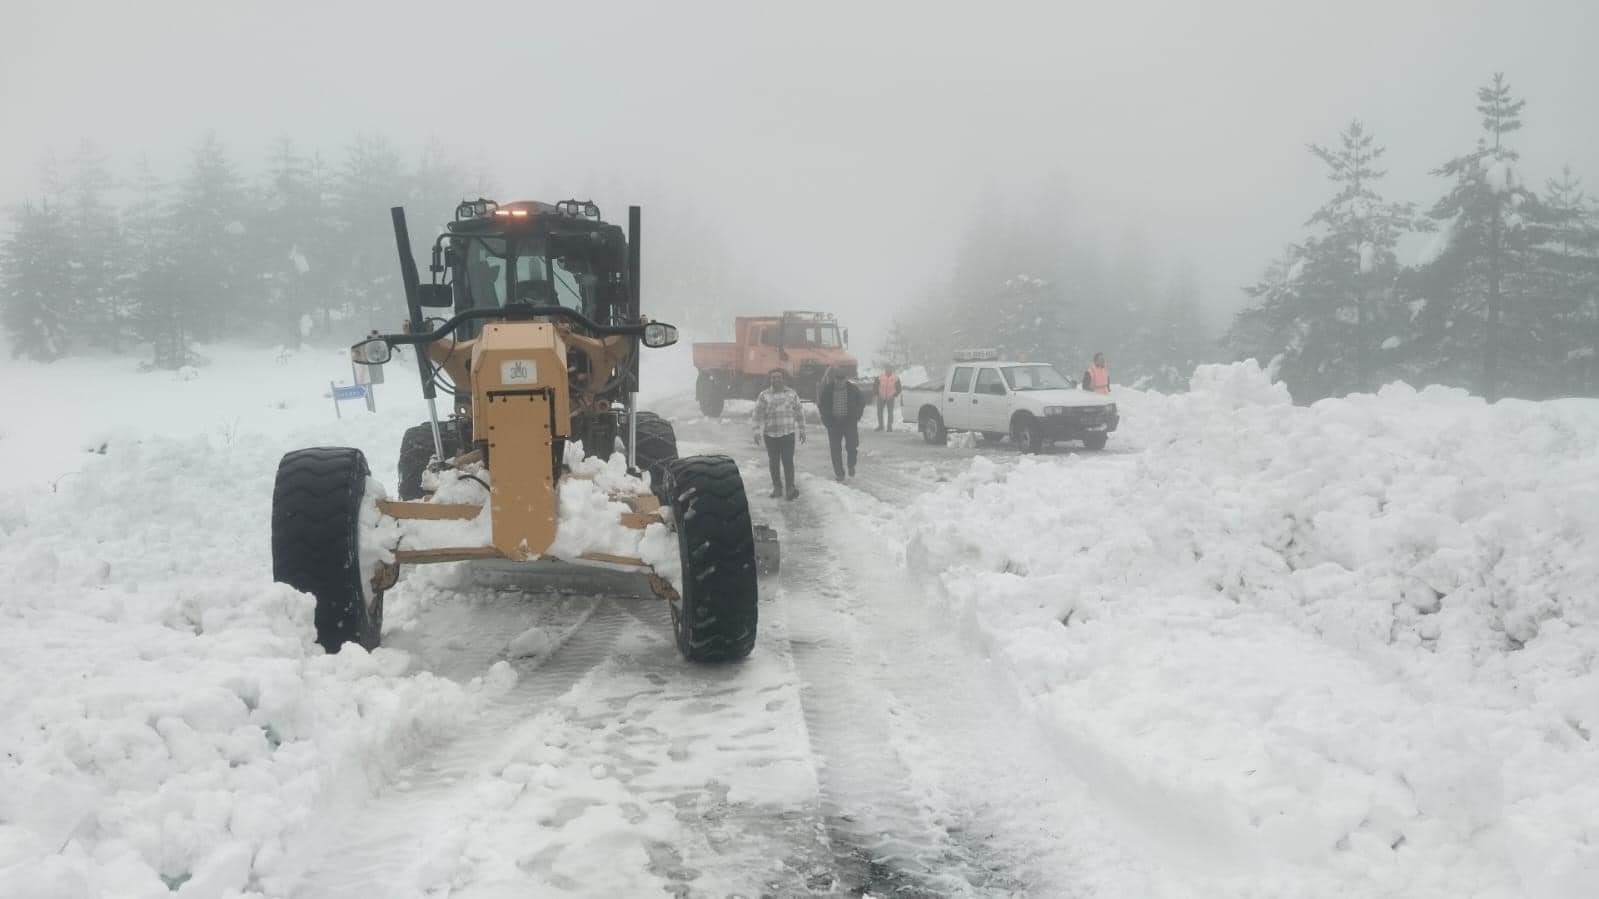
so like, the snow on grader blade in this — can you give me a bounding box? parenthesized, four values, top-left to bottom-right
(269, 200, 777, 664)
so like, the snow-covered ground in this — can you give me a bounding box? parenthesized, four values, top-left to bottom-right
(906, 363, 1599, 897)
(3, 341, 1596, 897)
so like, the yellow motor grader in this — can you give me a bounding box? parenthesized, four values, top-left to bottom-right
(270, 199, 772, 663)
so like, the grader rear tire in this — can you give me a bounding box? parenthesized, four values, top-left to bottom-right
(272, 447, 383, 653)
(663, 455, 759, 663)
(630, 411, 679, 485)
(397, 423, 460, 500)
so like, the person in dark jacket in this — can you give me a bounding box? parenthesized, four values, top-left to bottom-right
(817, 367, 865, 481)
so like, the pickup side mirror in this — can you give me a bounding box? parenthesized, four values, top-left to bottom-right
(418, 283, 453, 308)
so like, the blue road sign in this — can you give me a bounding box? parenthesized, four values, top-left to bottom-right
(333, 384, 368, 401)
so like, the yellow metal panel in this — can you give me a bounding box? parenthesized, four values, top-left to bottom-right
(470, 323, 570, 437)
(482, 391, 557, 558)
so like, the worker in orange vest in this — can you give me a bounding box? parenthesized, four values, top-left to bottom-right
(1082, 353, 1111, 394)
(875, 365, 903, 431)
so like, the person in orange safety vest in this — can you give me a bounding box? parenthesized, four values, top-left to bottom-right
(875, 365, 903, 431)
(1082, 353, 1110, 394)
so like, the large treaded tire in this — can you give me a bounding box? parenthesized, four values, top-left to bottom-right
(696, 374, 725, 418)
(663, 455, 759, 663)
(271, 447, 382, 653)
(397, 423, 460, 500)
(920, 409, 947, 445)
(629, 411, 679, 484)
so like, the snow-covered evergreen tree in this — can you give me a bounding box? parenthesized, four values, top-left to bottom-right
(336, 132, 406, 329)
(123, 156, 191, 369)
(170, 131, 250, 340)
(1228, 122, 1418, 401)
(1534, 166, 1599, 393)
(0, 202, 74, 360)
(1417, 73, 1546, 400)
(64, 140, 129, 349)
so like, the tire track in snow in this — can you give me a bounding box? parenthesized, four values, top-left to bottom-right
(289, 592, 622, 898)
(766, 495, 1032, 897)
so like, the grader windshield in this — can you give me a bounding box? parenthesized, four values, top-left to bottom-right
(462, 237, 592, 314)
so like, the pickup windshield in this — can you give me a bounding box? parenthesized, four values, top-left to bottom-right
(1002, 364, 1072, 390)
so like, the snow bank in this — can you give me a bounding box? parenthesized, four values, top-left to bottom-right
(906, 362, 1599, 896)
(0, 433, 490, 898)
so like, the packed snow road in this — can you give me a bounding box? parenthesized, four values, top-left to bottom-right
(287, 421, 1142, 897)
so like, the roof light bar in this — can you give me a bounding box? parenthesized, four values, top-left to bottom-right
(455, 198, 500, 221)
(556, 199, 601, 219)
(953, 348, 999, 362)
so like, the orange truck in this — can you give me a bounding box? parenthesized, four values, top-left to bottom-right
(692, 311, 872, 418)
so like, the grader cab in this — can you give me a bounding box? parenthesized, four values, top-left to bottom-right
(270, 199, 773, 663)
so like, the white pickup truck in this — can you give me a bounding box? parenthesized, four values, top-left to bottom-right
(901, 355, 1119, 451)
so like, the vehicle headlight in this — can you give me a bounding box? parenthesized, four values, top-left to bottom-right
(1043, 406, 1065, 416)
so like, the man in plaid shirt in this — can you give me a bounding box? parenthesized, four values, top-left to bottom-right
(752, 369, 805, 500)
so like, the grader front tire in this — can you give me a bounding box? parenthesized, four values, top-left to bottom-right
(272, 447, 383, 653)
(663, 455, 759, 663)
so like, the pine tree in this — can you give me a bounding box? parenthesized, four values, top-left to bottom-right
(1304, 121, 1419, 393)
(1535, 166, 1599, 393)
(255, 136, 326, 346)
(123, 156, 190, 369)
(1146, 261, 1208, 390)
(1420, 73, 1545, 400)
(170, 131, 250, 341)
(64, 140, 129, 349)
(0, 202, 74, 360)
(1227, 121, 1419, 401)
(336, 132, 407, 330)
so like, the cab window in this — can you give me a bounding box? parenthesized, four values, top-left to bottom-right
(950, 366, 975, 393)
(975, 367, 1007, 395)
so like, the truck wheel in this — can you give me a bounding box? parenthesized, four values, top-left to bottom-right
(1083, 432, 1108, 451)
(397, 423, 460, 500)
(272, 447, 383, 653)
(1012, 414, 1045, 454)
(696, 374, 725, 418)
(663, 455, 758, 663)
(629, 411, 679, 485)
(919, 409, 947, 445)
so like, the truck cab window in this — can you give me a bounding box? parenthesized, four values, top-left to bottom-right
(950, 366, 975, 393)
(975, 367, 1007, 395)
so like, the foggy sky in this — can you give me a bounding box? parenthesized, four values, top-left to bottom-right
(4, 0, 1597, 351)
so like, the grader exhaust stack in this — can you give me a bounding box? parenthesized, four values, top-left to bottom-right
(270, 199, 778, 664)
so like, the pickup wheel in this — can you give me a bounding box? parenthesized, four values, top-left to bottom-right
(1083, 432, 1108, 451)
(919, 409, 947, 445)
(1011, 414, 1045, 454)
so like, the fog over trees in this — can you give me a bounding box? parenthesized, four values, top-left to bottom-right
(2, 2, 1596, 402)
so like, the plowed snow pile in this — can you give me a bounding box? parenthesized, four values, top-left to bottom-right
(907, 362, 1599, 897)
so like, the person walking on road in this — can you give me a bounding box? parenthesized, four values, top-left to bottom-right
(817, 366, 865, 481)
(752, 369, 805, 500)
(875, 365, 903, 431)
(1082, 352, 1111, 394)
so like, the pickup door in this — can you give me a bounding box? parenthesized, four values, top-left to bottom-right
(969, 366, 1012, 433)
(943, 365, 976, 430)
